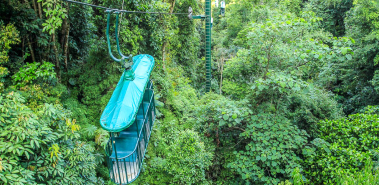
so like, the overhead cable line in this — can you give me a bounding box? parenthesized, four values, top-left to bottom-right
(62, 0, 189, 15)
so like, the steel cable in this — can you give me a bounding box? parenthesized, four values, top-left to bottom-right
(62, 0, 189, 15)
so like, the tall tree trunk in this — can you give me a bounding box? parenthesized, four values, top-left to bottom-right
(52, 33, 60, 80)
(37, 1, 43, 61)
(220, 57, 224, 95)
(30, 0, 41, 62)
(263, 37, 274, 80)
(31, 0, 37, 13)
(38, 2, 42, 19)
(161, 0, 176, 64)
(63, 4, 70, 72)
(44, 36, 52, 62)
(162, 41, 167, 69)
(27, 36, 36, 62)
(61, 19, 67, 47)
(64, 33, 69, 72)
(50, 3, 60, 80)
(169, 0, 175, 13)
(60, 2, 70, 47)
(22, 37, 24, 59)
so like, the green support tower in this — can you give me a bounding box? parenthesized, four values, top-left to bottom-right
(205, 0, 212, 92)
(190, 0, 212, 92)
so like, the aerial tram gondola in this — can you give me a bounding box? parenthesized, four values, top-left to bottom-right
(220, 0, 226, 16)
(62, 0, 224, 183)
(100, 10, 156, 184)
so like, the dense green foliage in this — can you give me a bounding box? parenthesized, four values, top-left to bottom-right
(2, 0, 379, 184)
(304, 106, 379, 184)
(337, 160, 379, 185)
(0, 92, 103, 184)
(0, 23, 20, 91)
(1, 50, 103, 184)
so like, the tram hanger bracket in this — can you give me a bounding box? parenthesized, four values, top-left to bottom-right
(188, 6, 206, 20)
(188, 7, 193, 19)
(191, 15, 206, 20)
(122, 55, 134, 69)
(105, 9, 135, 81)
(122, 55, 135, 81)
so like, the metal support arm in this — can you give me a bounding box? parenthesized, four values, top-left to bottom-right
(106, 9, 135, 80)
(191, 15, 206, 20)
(106, 9, 122, 63)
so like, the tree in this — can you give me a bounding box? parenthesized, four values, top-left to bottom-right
(0, 22, 20, 92)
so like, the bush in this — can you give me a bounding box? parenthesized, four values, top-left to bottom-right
(164, 129, 213, 184)
(229, 114, 308, 184)
(284, 85, 343, 137)
(336, 159, 379, 185)
(12, 62, 56, 88)
(0, 22, 20, 92)
(304, 107, 379, 184)
(0, 92, 104, 184)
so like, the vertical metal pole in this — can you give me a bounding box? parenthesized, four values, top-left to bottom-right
(128, 154, 132, 180)
(108, 133, 114, 181)
(135, 119, 139, 138)
(123, 158, 128, 184)
(112, 132, 122, 184)
(148, 102, 152, 138)
(205, 0, 212, 92)
(105, 10, 121, 63)
(142, 98, 145, 118)
(152, 90, 156, 120)
(144, 118, 148, 147)
(136, 140, 141, 172)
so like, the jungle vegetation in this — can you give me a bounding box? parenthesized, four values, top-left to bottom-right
(1, 0, 379, 184)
